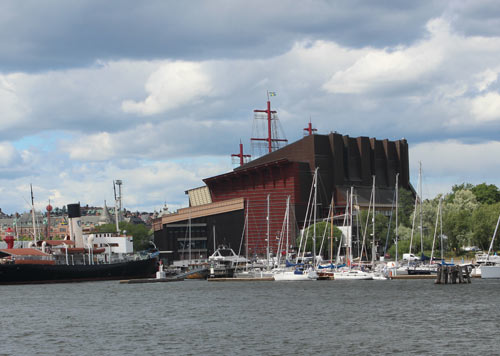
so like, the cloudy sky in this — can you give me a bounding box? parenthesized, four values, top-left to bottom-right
(1, 0, 500, 214)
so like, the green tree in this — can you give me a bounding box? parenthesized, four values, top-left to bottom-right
(95, 222, 152, 251)
(298, 221, 342, 256)
(397, 188, 415, 228)
(471, 183, 500, 205)
(441, 189, 478, 250)
(358, 211, 390, 258)
(471, 202, 500, 250)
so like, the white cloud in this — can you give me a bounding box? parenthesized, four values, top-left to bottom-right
(0, 141, 21, 167)
(475, 69, 498, 92)
(322, 19, 449, 94)
(121, 61, 213, 115)
(410, 139, 500, 198)
(469, 91, 500, 122)
(410, 139, 500, 178)
(63, 132, 115, 161)
(0, 74, 31, 128)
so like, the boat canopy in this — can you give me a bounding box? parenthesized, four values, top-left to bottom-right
(0, 248, 50, 257)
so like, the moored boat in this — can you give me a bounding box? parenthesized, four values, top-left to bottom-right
(0, 203, 158, 285)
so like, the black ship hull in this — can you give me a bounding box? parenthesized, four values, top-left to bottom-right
(0, 257, 158, 285)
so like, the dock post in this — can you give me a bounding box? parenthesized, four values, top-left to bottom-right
(435, 265, 442, 284)
(458, 266, 464, 284)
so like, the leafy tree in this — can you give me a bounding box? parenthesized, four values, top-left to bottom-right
(471, 202, 500, 250)
(357, 211, 390, 259)
(397, 188, 415, 228)
(298, 221, 342, 256)
(94, 221, 152, 251)
(471, 183, 500, 205)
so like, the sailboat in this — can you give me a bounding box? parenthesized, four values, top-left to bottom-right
(333, 186, 373, 280)
(233, 198, 274, 279)
(403, 163, 438, 275)
(480, 213, 500, 279)
(273, 168, 319, 281)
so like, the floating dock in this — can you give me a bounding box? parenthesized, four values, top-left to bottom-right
(207, 277, 274, 282)
(119, 277, 184, 284)
(391, 274, 436, 280)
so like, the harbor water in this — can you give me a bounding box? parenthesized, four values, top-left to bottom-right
(1, 279, 498, 355)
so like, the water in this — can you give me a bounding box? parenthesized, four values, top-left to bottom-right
(1, 279, 498, 355)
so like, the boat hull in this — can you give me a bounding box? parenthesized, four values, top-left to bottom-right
(273, 270, 316, 281)
(0, 257, 158, 285)
(333, 270, 373, 280)
(480, 265, 500, 279)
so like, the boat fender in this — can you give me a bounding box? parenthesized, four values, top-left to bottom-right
(42, 241, 47, 253)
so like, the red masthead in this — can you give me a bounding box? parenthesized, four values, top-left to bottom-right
(304, 119, 317, 136)
(231, 141, 251, 166)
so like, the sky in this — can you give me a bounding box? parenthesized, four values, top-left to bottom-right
(1, 0, 500, 214)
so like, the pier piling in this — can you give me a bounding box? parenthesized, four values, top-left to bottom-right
(435, 265, 472, 284)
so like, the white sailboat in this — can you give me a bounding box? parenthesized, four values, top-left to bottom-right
(334, 186, 373, 280)
(273, 168, 319, 281)
(480, 213, 500, 279)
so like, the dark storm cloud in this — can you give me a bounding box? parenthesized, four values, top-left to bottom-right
(0, 0, 446, 72)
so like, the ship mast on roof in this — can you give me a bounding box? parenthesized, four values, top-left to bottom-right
(231, 140, 251, 166)
(250, 92, 288, 157)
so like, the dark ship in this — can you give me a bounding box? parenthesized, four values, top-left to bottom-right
(0, 203, 158, 285)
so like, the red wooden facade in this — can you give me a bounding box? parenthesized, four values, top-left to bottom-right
(204, 160, 311, 256)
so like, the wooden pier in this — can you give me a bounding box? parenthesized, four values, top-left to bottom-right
(435, 265, 472, 284)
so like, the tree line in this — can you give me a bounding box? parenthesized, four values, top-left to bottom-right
(384, 183, 500, 258)
(298, 183, 500, 260)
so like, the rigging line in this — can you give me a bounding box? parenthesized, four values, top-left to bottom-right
(237, 200, 248, 262)
(296, 169, 316, 263)
(247, 198, 264, 258)
(409, 171, 420, 255)
(336, 191, 349, 265)
(383, 188, 397, 254)
(359, 186, 373, 262)
(316, 171, 331, 214)
(317, 201, 333, 262)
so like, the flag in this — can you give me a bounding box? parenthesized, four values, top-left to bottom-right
(269, 91, 276, 96)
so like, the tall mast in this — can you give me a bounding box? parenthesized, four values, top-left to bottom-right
(251, 93, 288, 155)
(395, 173, 399, 271)
(266, 193, 270, 270)
(419, 162, 424, 255)
(113, 181, 119, 233)
(245, 200, 249, 267)
(313, 168, 318, 268)
(409, 167, 420, 255)
(371, 176, 376, 265)
(188, 210, 192, 265)
(286, 195, 290, 261)
(440, 198, 444, 260)
(486, 214, 500, 260)
(349, 187, 354, 268)
(430, 196, 442, 263)
(30, 184, 37, 243)
(330, 196, 334, 264)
